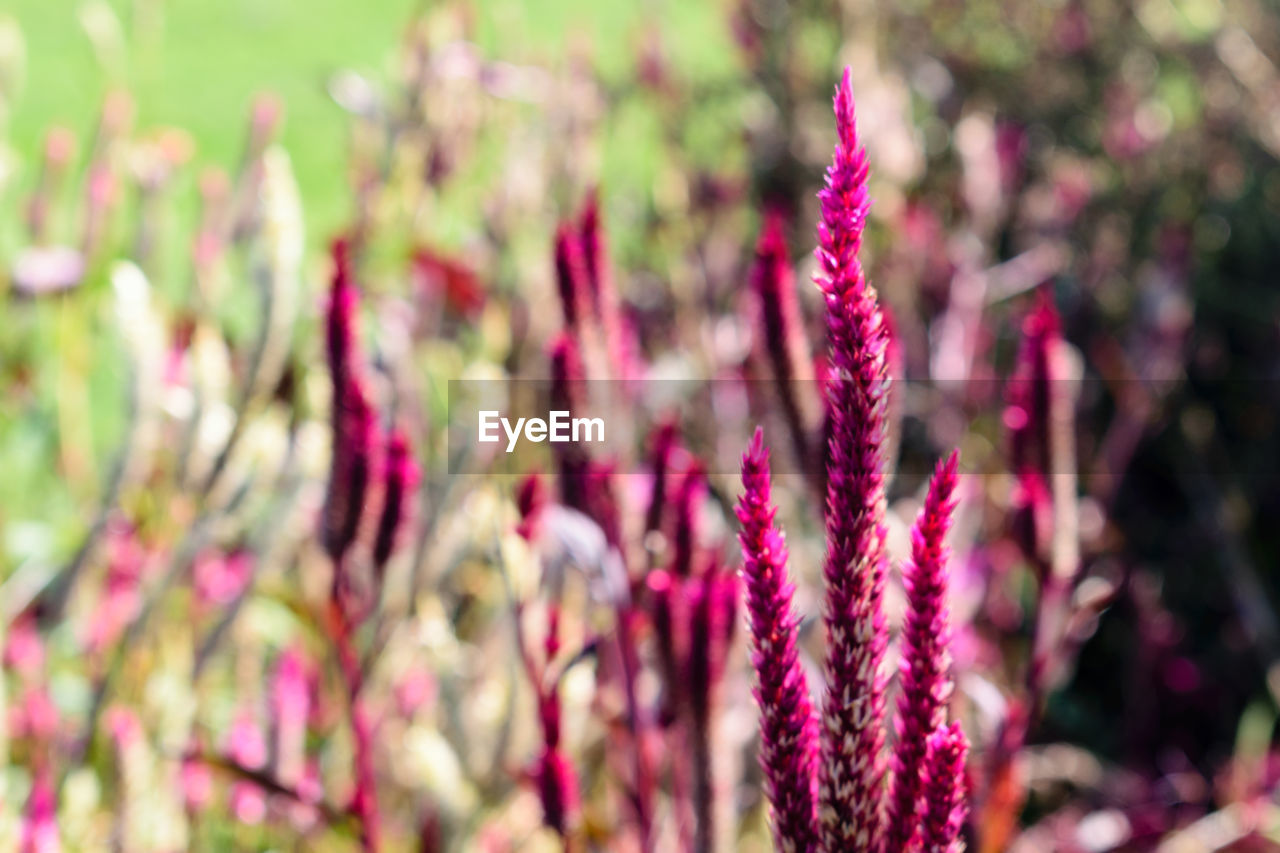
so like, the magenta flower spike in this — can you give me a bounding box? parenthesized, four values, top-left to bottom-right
(19, 764, 60, 853)
(535, 677, 580, 836)
(751, 212, 815, 474)
(1004, 287, 1062, 480)
(549, 333, 590, 512)
(373, 426, 418, 575)
(515, 472, 547, 543)
(644, 420, 679, 536)
(322, 373, 376, 563)
(671, 463, 706, 578)
(578, 189, 635, 381)
(885, 451, 960, 853)
(912, 723, 969, 853)
(271, 646, 312, 787)
(736, 428, 821, 853)
(322, 236, 376, 566)
(326, 237, 358, 403)
(553, 222, 589, 334)
(578, 189, 609, 316)
(814, 67, 893, 851)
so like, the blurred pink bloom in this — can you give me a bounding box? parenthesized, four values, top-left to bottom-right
(193, 550, 254, 608)
(181, 756, 214, 814)
(11, 687, 59, 743)
(20, 765, 61, 853)
(914, 723, 970, 853)
(5, 616, 46, 679)
(230, 782, 268, 825)
(84, 524, 147, 654)
(515, 472, 547, 543)
(395, 670, 437, 718)
(411, 249, 486, 317)
(271, 647, 312, 786)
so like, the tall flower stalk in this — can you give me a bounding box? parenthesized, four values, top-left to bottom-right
(885, 452, 960, 853)
(736, 70, 970, 853)
(736, 428, 821, 853)
(320, 239, 387, 853)
(814, 67, 892, 851)
(750, 213, 817, 480)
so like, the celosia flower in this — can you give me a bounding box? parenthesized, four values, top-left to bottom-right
(322, 374, 375, 564)
(549, 333, 590, 512)
(649, 560, 738, 852)
(13, 687, 59, 744)
(325, 237, 358, 403)
(84, 525, 145, 654)
(886, 451, 960, 853)
(913, 723, 969, 853)
(553, 223, 589, 334)
(577, 189, 635, 381)
(271, 646, 312, 787)
(181, 754, 214, 815)
(643, 420, 678, 536)
(228, 709, 269, 826)
(814, 67, 892, 851)
(750, 212, 815, 473)
(411, 248, 485, 317)
(192, 549, 254, 609)
(688, 562, 739, 853)
(322, 236, 377, 567)
(1004, 287, 1061, 480)
(20, 765, 60, 853)
(645, 569, 684, 724)
(5, 615, 46, 679)
(373, 426, 418, 575)
(670, 463, 706, 578)
(515, 472, 547, 543)
(736, 428, 821, 853)
(583, 458, 625, 553)
(535, 681, 579, 836)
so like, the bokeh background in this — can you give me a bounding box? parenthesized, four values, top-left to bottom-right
(2, 0, 1280, 849)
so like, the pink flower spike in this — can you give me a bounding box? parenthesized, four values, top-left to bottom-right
(553, 222, 589, 334)
(751, 211, 815, 473)
(271, 646, 312, 787)
(322, 374, 376, 563)
(578, 189, 636, 381)
(534, 679, 579, 837)
(670, 463, 706, 578)
(373, 426, 419, 574)
(325, 237, 358, 400)
(515, 472, 547, 542)
(886, 451, 960, 853)
(19, 765, 60, 853)
(736, 428, 821, 853)
(814, 67, 892, 851)
(913, 723, 969, 853)
(1005, 287, 1062, 480)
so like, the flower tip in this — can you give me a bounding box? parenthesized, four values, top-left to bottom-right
(746, 426, 768, 464)
(930, 719, 968, 753)
(331, 236, 351, 275)
(834, 66, 857, 143)
(1029, 284, 1061, 335)
(939, 448, 960, 482)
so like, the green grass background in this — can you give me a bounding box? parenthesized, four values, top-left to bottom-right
(6, 0, 738, 240)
